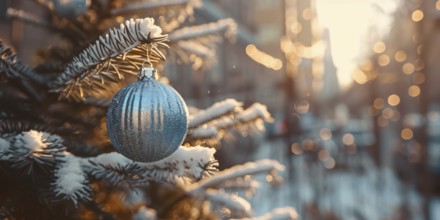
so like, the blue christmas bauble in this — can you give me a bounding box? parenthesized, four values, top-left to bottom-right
(106, 67, 188, 162)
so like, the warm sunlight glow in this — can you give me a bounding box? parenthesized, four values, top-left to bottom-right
(246, 44, 283, 70)
(316, 0, 398, 90)
(352, 69, 368, 84)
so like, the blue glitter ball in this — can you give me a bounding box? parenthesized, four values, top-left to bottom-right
(106, 67, 188, 162)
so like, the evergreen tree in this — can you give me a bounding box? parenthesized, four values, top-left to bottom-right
(0, 0, 296, 219)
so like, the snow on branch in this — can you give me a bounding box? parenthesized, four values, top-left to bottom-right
(215, 103, 272, 135)
(186, 102, 272, 143)
(169, 18, 236, 42)
(236, 103, 272, 124)
(204, 189, 252, 217)
(188, 99, 242, 129)
(186, 126, 218, 140)
(83, 152, 142, 188)
(231, 207, 299, 220)
(84, 146, 218, 185)
(187, 159, 284, 192)
(136, 145, 218, 183)
(5, 130, 65, 175)
(183, 160, 286, 219)
(53, 154, 91, 205)
(168, 18, 237, 69)
(0, 137, 11, 160)
(176, 41, 214, 58)
(51, 18, 168, 101)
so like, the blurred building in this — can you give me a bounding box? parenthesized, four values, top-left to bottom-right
(169, 0, 286, 116)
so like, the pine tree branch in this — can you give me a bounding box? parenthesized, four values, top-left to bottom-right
(231, 207, 299, 220)
(83, 146, 218, 186)
(0, 39, 48, 88)
(6, 8, 88, 43)
(168, 18, 237, 69)
(169, 18, 236, 42)
(188, 99, 242, 129)
(0, 120, 56, 134)
(53, 154, 91, 206)
(203, 189, 252, 216)
(83, 152, 142, 188)
(50, 18, 169, 101)
(6, 8, 51, 29)
(210, 103, 272, 134)
(111, 0, 202, 33)
(187, 159, 284, 192)
(186, 102, 272, 142)
(185, 126, 218, 141)
(1, 131, 66, 176)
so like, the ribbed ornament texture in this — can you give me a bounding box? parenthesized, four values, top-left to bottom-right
(106, 73, 188, 163)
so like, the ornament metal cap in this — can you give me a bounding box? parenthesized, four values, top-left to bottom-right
(138, 67, 157, 81)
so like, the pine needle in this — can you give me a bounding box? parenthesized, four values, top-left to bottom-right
(51, 18, 169, 101)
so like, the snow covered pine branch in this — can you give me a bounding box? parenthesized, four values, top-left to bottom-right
(169, 18, 237, 69)
(51, 18, 168, 101)
(186, 99, 273, 144)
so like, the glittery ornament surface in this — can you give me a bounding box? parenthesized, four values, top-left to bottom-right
(106, 68, 188, 162)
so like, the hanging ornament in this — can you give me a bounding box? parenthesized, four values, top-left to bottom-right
(52, 0, 91, 19)
(106, 66, 188, 163)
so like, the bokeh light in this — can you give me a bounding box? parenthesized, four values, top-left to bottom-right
(388, 94, 400, 106)
(411, 9, 424, 22)
(408, 85, 421, 97)
(401, 128, 414, 140)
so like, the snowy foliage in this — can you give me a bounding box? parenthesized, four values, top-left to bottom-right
(52, 17, 168, 101)
(189, 159, 284, 191)
(169, 18, 237, 69)
(0, 39, 43, 84)
(169, 18, 236, 42)
(188, 99, 243, 129)
(111, 0, 202, 32)
(53, 154, 90, 205)
(186, 126, 218, 140)
(6, 130, 65, 174)
(182, 159, 287, 219)
(232, 207, 299, 220)
(0, 137, 11, 160)
(204, 189, 252, 216)
(84, 146, 218, 185)
(187, 101, 272, 143)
